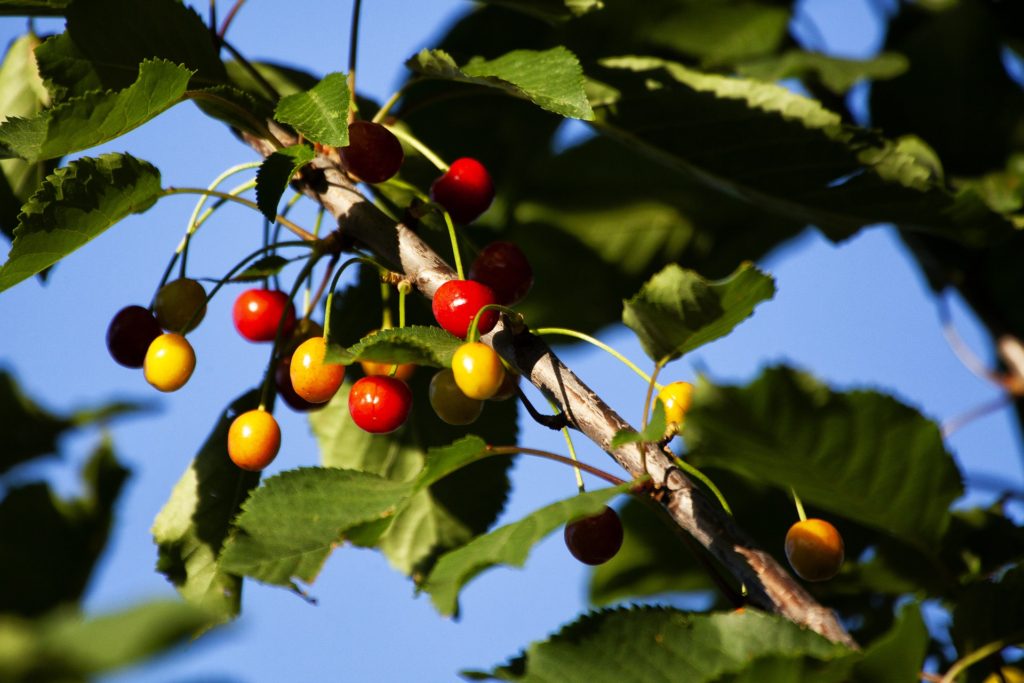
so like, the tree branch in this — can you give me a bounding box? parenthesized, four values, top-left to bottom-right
(243, 125, 857, 648)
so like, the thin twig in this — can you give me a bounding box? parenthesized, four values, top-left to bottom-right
(217, 0, 246, 38)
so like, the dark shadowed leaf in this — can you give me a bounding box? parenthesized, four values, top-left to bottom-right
(407, 47, 592, 120)
(422, 484, 630, 617)
(686, 366, 963, 548)
(151, 391, 261, 621)
(0, 439, 128, 616)
(622, 263, 775, 363)
(274, 72, 350, 147)
(951, 564, 1024, 657)
(255, 145, 315, 221)
(644, 3, 790, 66)
(230, 255, 290, 282)
(0, 600, 210, 681)
(0, 59, 192, 163)
(851, 602, 927, 683)
(737, 51, 909, 95)
(463, 607, 855, 682)
(0, 0, 68, 15)
(0, 368, 69, 473)
(0, 153, 162, 293)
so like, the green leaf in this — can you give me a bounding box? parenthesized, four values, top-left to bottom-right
(0, 33, 55, 243)
(224, 59, 319, 105)
(645, 4, 790, 67)
(217, 467, 412, 587)
(325, 325, 463, 367)
(151, 391, 261, 621)
(686, 366, 963, 548)
(0, 59, 192, 163)
(0, 439, 128, 617)
(951, 564, 1024, 657)
(0, 600, 210, 681)
(34, 0, 226, 99)
(737, 50, 909, 95)
(472, 0, 603, 23)
(407, 47, 593, 120)
(422, 484, 629, 617)
(465, 607, 855, 682)
(609, 401, 666, 448)
(0, 153, 162, 293)
(622, 262, 775, 363)
(0, 0, 67, 15)
(255, 145, 315, 221)
(230, 254, 290, 282)
(592, 57, 1016, 246)
(274, 72, 350, 147)
(188, 85, 269, 138)
(0, 369, 69, 473)
(851, 602, 928, 683)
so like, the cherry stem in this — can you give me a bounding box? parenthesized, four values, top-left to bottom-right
(322, 256, 391, 341)
(533, 327, 662, 389)
(217, 0, 246, 38)
(347, 0, 363, 123)
(466, 303, 521, 343)
(218, 38, 280, 102)
(641, 357, 669, 431)
(385, 124, 449, 172)
(163, 187, 316, 241)
(939, 631, 1024, 683)
(547, 398, 585, 493)
(942, 396, 1011, 437)
(398, 281, 410, 329)
(305, 253, 339, 320)
(259, 254, 322, 409)
(671, 453, 733, 516)
(379, 280, 393, 329)
(371, 89, 403, 124)
(181, 240, 313, 334)
(181, 178, 258, 278)
(302, 209, 328, 316)
(791, 487, 808, 522)
(486, 445, 626, 486)
(441, 208, 465, 280)
(515, 385, 569, 430)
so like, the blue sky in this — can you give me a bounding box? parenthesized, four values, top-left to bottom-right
(1, 1, 1022, 681)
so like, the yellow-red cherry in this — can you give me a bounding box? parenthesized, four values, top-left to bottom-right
(227, 409, 281, 471)
(107, 305, 162, 368)
(657, 381, 694, 428)
(432, 280, 498, 339)
(233, 288, 296, 342)
(429, 369, 484, 425)
(289, 337, 345, 404)
(451, 342, 505, 400)
(784, 518, 845, 582)
(143, 333, 196, 392)
(360, 359, 416, 381)
(430, 157, 494, 224)
(348, 376, 413, 434)
(153, 278, 207, 333)
(564, 506, 624, 566)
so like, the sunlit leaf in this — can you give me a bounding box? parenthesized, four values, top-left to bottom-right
(472, 0, 603, 23)
(325, 325, 463, 367)
(0, 153, 161, 293)
(737, 51, 909, 95)
(464, 607, 855, 681)
(274, 72, 350, 147)
(407, 47, 593, 120)
(622, 263, 775, 363)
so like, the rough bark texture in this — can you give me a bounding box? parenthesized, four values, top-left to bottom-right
(249, 126, 857, 648)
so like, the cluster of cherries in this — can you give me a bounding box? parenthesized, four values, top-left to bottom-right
(106, 117, 845, 577)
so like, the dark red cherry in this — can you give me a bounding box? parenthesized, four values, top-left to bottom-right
(469, 241, 533, 305)
(564, 506, 624, 566)
(106, 305, 163, 368)
(340, 121, 404, 184)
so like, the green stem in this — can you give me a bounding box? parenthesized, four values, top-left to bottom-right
(442, 208, 464, 280)
(486, 446, 627, 487)
(380, 280, 393, 329)
(641, 357, 669, 430)
(386, 124, 449, 172)
(547, 398, 585, 493)
(791, 488, 807, 522)
(673, 455, 732, 516)
(466, 303, 521, 343)
(940, 632, 1024, 683)
(162, 187, 316, 241)
(398, 281, 410, 329)
(534, 327, 663, 388)
(322, 257, 390, 341)
(371, 88, 404, 124)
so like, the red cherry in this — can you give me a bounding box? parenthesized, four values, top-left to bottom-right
(564, 506, 624, 566)
(233, 289, 296, 342)
(432, 280, 498, 339)
(348, 375, 413, 434)
(106, 305, 163, 368)
(469, 241, 533, 305)
(340, 121, 404, 184)
(430, 157, 494, 224)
